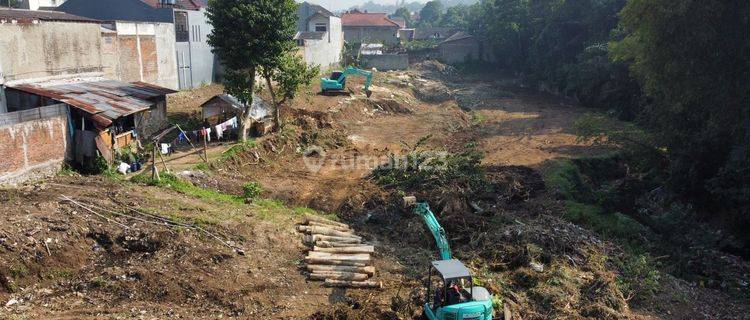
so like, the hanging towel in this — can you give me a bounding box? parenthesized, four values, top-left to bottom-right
(215, 124, 224, 140)
(205, 128, 211, 142)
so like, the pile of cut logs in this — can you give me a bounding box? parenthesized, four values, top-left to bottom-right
(298, 215, 381, 289)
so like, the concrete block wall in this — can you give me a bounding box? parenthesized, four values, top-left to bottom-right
(361, 54, 409, 71)
(0, 108, 70, 186)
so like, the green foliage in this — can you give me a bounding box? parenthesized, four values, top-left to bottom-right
(611, 0, 750, 220)
(391, 7, 413, 28)
(564, 201, 648, 246)
(222, 140, 258, 161)
(206, 0, 298, 139)
(613, 254, 662, 301)
(242, 182, 263, 202)
(403, 39, 440, 52)
(440, 4, 472, 29)
(265, 53, 319, 104)
(131, 173, 244, 204)
(418, 0, 444, 27)
(372, 136, 486, 195)
(542, 160, 592, 203)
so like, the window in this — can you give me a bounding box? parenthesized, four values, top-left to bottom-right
(314, 23, 327, 32)
(175, 11, 189, 42)
(191, 25, 202, 42)
(296, 39, 305, 46)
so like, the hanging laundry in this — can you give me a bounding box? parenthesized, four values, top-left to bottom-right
(215, 124, 224, 140)
(206, 128, 212, 142)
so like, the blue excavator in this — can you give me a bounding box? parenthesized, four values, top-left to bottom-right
(320, 66, 373, 97)
(403, 196, 495, 320)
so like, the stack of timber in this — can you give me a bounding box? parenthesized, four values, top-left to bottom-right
(297, 215, 381, 289)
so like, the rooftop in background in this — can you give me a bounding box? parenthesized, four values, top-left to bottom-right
(9, 80, 177, 127)
(390, 16, 406, 28)
(139, 0, 205, 10)
(341, 10, 400, 28)
(442, 31, 474, 43)
(0, 8, 98, 23)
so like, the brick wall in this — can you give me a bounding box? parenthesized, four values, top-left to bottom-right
(0, 105, 70, 186)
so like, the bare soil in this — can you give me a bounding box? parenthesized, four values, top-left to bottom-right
(2, 61, 748, 319)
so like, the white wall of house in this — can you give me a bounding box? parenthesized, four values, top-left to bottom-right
(19, 0, 66, 10)
(301, 15, 343, 69)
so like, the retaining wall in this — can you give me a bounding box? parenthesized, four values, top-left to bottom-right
(361, 54, 409, 71)
(0, 104, 70, 186)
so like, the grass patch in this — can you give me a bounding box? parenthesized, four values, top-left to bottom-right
(563, 201, 648, 246)
(222, 141, 258, 161)
(292, 206, 339, 221)
(542, 159, 591, 202)
(9, 264, 28, 278)
(251, 198, 288, 220)
(131, 173, 244, 205)
(471, 111, 487, 125)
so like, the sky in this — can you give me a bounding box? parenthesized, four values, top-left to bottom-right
(300, 0, 428, 11)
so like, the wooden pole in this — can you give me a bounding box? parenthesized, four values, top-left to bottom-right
(203, 129, 208, 162)
(176, 124, 206, 162)
(151, 142, 159, 181)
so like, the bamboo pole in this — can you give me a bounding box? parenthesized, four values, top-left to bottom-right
(306, 252, 371, 261)
(305, 234, 362, 244)
(304, 215, 349, 229)
(314, 241, 365, 248)
(307, 221, 353, 232)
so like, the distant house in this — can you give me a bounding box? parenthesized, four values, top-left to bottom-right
(57, 0, 219, 90)
(438, 31, 494, 64)
(413, 27, 460, 41)
(295, 2, 343, 69)
(13, 0, 67, 11)
(341, 10, 400, 45)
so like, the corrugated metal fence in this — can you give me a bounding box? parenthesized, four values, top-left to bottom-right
(0, 104, 68, 127)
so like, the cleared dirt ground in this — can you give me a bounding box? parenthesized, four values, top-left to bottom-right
(1, 62, 748, 319)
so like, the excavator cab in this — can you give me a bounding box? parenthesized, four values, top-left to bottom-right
(423, 259, 494, 320)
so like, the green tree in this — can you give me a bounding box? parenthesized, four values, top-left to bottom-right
(611, 0, 750, 212)
(439, 4, 471, 29)
(418, 0, 443, 27)
(260, 53, 319, 128)
(391, 7, 412, 28)
(206, 0, 298, 140)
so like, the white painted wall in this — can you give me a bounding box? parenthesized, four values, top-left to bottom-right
(302, 16, 343, 69)
(22, 0, 66, 10)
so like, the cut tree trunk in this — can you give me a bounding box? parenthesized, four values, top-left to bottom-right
(297, 226, 361, 239)
(304, 215, 350, 229)
(308, 272, 370, 281)
(313, 246, 375, 254)
(314, 240, 364, 248)
(307, 221, 352, 232)
(304, 258, 369, 266)
(306, 252, 370, 261)
(324, 279, 382, 289)
(305, 234, 362, 244)
(306, 265, 376, 275)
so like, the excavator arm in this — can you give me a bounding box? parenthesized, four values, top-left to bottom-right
(412, 201, 452, 260)
(342, 66, 373, 92)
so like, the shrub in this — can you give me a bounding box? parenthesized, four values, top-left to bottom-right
(242, 182, 263, 202)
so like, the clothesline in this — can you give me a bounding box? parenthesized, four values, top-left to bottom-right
(172, 117, 239, 145)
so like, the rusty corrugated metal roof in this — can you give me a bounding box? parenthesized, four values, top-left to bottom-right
(10, 80, 177, 127)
